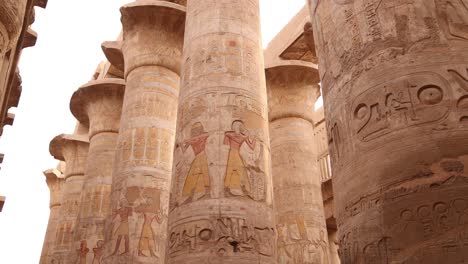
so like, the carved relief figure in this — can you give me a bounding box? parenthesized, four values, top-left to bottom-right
(277, 215, 329, 264)
(178, 122, 210, 204)
(110, 199, 132, 256)
(224, 120, 257, 198)
(436, 0, 468, 40)
(92, 240, 104, 264)
(134, 191, 163, 258)
(76, 240, 89, 264)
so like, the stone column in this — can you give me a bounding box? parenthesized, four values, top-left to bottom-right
(39, 168, 64, 264)
(308, 0, 468, 263)
(104, 1, 185, 262)
(167, 1, 277, 263)
(69, 78, 125, 263)
(266, 61, 329, 264)
(49, 134, 89, 263)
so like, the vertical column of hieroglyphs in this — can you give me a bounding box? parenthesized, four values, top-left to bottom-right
(309, 0, 468, 262)
(167, 1, 277, 263)
(266, 62, 329, 264)
(39, 168, 64, 264)
(104, 1, 186, 263)
(48, 134, 89, 263)
(69, 78, 125, 264)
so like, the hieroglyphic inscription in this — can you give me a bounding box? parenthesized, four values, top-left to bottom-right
(80, 186, 111, 218)
(363, 0, 382, 41)
(351, 72, 451, 142)
(55, 221, 75, 249)
(183, 37, 260, 86)
(396, 197, 468, 241)
(277, 215, 329, 264)
(169, 217, 275, 257)
(119, 127, 173, 171)
(435, 0, 468, 41)
(448, 67, 468, 126)
(178, 92, 266, 130)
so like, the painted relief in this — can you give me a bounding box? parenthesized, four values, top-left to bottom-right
(224, 120, 257, 198)
(224, 120, 266, 201)
(110, 187, 163, 257)
(120, 127, 173, 171)
(110, 199, 132, 256)
(76, 240, 89, 264)
(277, 215, 329, 264)
(169, 217, 275, 257)
(134, 188, 162, 257)
(351, 72, 451, 142)
(55, 221, 75, 249)
(178, 122, 210, 204)
(80, 186, 111, 218)
(436, 0, 468, 40)
(92, 240, 104, 264)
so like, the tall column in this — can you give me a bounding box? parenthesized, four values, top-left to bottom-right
(39, 168, 64, 264)
(308, 0, 468, 263)
(266, 62, 329, 264)
(167, 1, 277, 263)
(69, 78, 125, 263)
(48, 134, 89, 263)
(104, 1, 185, 262)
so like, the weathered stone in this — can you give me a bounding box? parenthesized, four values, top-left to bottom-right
(103, 1, 185, 262)
(0, 196, 5, 212)
(0, 0, 26, 54)
(48, 134, 89, 263)
(308, 0, 468, 263)
(327, 229, 340, 264)
(101, 41, 124, 73)
(39, 168, 64, 264)
(266, 61, 329, 263)
(69, 78, 125, 264)
(167, 1, 277, 263)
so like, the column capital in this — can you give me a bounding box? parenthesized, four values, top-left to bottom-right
(70, 78, 125, 139)
(49, 134, 89, 179)
(266, 60, 321, 124)
(120, 0, 186, 76)
(0, 0, 27, 52)
(43, 168, 64, 208)
(101, 41, 124, 73)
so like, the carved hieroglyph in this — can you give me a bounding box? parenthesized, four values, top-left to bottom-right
(69, 78, 125, 264)
(48, 134, 89, 264)
(39, 168, 64, 264)
(266, 62, 330, 264)
(103, 2, 185, 263)
(167, 1, 277, 263)
(309, 0, 468, 263)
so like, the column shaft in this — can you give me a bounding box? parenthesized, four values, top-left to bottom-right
(167, 1, 277, 263)
(266, 63, 329, 263)
(309, 0, 468, 262)
(104, 2, 185, 263)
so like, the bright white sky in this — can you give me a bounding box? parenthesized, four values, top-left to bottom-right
(0, 0, 305, 262)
